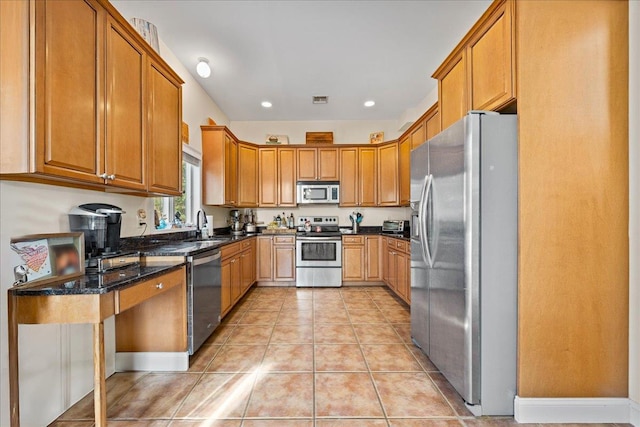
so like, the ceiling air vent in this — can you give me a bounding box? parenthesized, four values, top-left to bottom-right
(312, 96, 328, 104)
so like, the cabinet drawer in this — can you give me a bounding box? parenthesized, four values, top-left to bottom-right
(342, 235, 365, 245)
(274, 236, 295, 245)
(221, 242, 241, 259)
(241, 239, 253, 249)
(395, 240, 408, 253)
(117, 268, 185, 313)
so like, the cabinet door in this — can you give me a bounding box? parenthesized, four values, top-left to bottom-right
(237, 143, 258, 207)
(439, 52, 467, 131)
(365, 236, 382, 281)
(359, 147, 377, 206)
(230, 255, 242, 303)
(147, 59, 182, 195)
(410, 122, 426, 150)
(259, 148, 278, 207)
(399, 137, 411, 206)
(426, 110, 441, 141)
(105, 16, 146, 191)
(278, 148, 297, 206)
(224, 135, 237, 205)
(468, 1, 514, 111)
(221, 259, 232, 315)
(381, 237, 389, 284)
(396, 252, 409, 301)
(387, 249, 397, 291)
(296, 148, 317, 181)
(378, 143, 399, 206)
(342, 244, 365, 281)
(35, 0, 104, 184)
(274, 245, 296, 281)
(241, 249, 252, 293)
(256, 237, 273, 281)
(339, 148, 358, 207)
(318, 148, 339, 181)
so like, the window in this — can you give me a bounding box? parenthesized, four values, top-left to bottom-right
(154, 151, 201, 229)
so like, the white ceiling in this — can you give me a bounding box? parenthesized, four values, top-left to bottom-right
(111, 0, 491, 122)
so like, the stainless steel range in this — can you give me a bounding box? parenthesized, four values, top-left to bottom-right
(296, 216, 342, 287)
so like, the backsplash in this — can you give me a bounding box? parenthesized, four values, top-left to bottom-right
(252, 206, 411, 227)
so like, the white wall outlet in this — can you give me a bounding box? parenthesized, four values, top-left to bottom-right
(137, 209, 147, 226)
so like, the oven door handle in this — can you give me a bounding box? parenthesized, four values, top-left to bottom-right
(191, 251, 221, 266)
(296, 237, 341, 241)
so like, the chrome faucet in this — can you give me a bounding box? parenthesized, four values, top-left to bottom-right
(196, 210, 208, 238)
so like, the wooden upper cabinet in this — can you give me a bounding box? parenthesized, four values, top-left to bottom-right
(409, 122, 426, 150)
(237, 143, 258, 207)
(259, 147, 297, 207)
(437, 51, 467, 131)
(339, 148, 358, 206)
(258, 147, 278, 207)
(339, 147, 376, 207)
(467, 0, 515, 111)
(1, 0, 183, 196)
(105, 15, 146, 191)
(425, 108, 441, 141)
(358, 147, 377, 206)
(202, 127, 238, 206)
(297, 147, 339, 181)
(224, 135, 238, 205)
(34, 0, 105, 184)
(399, 136, 411, 206)
(377, 142, 399, 206)
(278, 148, 297, 206)
(147, 59, 182, 195)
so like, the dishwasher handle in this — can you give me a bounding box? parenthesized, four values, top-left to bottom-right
(190, 251, 221, 266)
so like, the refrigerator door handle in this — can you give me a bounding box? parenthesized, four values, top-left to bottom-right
(418, 174, 433, 267)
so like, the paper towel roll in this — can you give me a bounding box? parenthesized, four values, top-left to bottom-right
(206, 215, 214, 236)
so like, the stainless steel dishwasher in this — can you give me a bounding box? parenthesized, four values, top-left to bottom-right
(188, 249, 222, 354)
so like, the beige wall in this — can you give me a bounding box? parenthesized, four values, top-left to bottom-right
(629, 0, 639, 412)
(229, 119, 402, 145)
(254, 206, 411, 229)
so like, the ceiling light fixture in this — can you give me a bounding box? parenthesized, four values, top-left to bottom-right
(364, 100, 376, 107)
(261, 101, 273, 108)
(196, 57, 211, 78)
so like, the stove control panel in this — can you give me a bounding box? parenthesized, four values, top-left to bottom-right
(298, 216, 339, 226)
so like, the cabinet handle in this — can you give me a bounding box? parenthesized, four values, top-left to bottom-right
(156, 283, 164, 289)
(107, 174, 116, 181)
(97, 173, 107, 179)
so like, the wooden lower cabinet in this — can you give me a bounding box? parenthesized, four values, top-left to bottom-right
(257, 236, 296, 282)
(342, 235, 383, 283)
(221, 238, 257, 317)
(115, 267, 187, 352)
(383, 237, 410, 304)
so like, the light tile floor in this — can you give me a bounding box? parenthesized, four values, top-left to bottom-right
(51, 286, 628, 427)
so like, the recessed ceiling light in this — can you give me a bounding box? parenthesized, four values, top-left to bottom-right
(261, 101, 272, 108)
(196, 57, 211, 78)
(364, 100, 375, 107)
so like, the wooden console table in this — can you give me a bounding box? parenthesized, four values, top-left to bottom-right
(7, 264, 186, 427)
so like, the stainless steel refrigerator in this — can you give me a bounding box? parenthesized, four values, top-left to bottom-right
(410, 112, 518, 415)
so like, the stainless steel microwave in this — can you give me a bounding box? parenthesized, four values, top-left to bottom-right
(297, 181, 340, 204)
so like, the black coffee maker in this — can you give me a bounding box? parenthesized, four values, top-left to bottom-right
(69, 203, 125, 258)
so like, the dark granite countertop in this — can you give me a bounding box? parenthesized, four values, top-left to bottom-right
(9, 263, 186, 296)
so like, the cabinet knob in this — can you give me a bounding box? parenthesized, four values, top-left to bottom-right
(156, 283, 164, 289)
(107, 174, 116, 181)
(97, 173, 107, 179)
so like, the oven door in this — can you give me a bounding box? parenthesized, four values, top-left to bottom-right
(296, 237, 342, 267)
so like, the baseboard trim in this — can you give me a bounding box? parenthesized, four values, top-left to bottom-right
(115, 352, 189, 372)
(514, 396, 631, 424)
(631, 399, 640, 427)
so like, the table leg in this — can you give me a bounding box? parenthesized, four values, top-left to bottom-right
(93, 322, 106, 427)
(8, 294, 20, 427)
